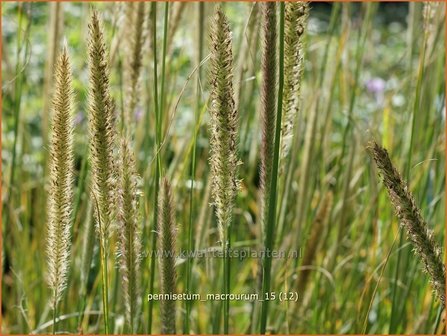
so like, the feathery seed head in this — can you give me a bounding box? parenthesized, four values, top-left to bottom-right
(117, 137, 142, 332)
(209, 6, 240, 245)
(281, 2, 308, 161)
(158, 177, 177, 334)
(87, 9, 118, 245)
(46, 45, 74, 307)
(124, 2, 146, 126)
(259, 2, 278, 236)
(367, 141, 445, 307)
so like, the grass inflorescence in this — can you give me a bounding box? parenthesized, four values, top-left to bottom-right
(46, 45, 74, 334)
(368, 141, 445, 307)
(87, 10, 118, 334)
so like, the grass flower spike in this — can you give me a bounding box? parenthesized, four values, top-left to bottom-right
(87, 9, 118, 333)
(209, 6, 240, 245)
(210, 7, 239, 244)
(158, 178, 177, 334)
(259, 2, 277, 235)
(368, 141, 445, 307)
(117, 137, 142, 333)
(46, 45, 74, 333)
(209, 6, 240, 333)
(88, 9, 117, 246)
(281, 2, 308, 160)
(124, 2, 146, 127)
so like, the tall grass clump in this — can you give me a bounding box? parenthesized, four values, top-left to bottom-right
(367, 141, 446, 307)
(117, 138, 142, 333)
(87, 10, 118, 333)
(259, 2, 277, 236)
(46, 45, 74, 334)
(281, 1, 308, 160)
(158, 178, 178, 335)
(209, 6, 240, 334)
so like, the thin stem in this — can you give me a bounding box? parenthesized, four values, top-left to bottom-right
(223, 227, 231, 334)
(52, 298, 57, 335)
(91, 189, 109, 334)
(148, 3, 168, 333)
(184, 3, 204, 333)
(98, 209, 109, 334)
(260, 3, 284, 334)
(390, 19, 428, 334)
(147, 3, 159, 333)
(159, 2, 169, 144)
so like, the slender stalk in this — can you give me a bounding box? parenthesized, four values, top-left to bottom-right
(8, 3, 28, 207)
(42, 2, 63, 154)
(260, 3, 285, 334)
(184, 3, 204, 333)
(98, 204, 110, 334)
(76, 202, 94, 331)
(390, 12, 429, 332)
(147, 3, 159, 333)
(148, 3, 168, 333)
(159, 2, 169, 142)
(52, 304, 56, 335)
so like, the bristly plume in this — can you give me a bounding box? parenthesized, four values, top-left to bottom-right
(259, 2, 277, 236)
(208, 6, 240, 245)
(87, 9, 117, 246)
(367, 141, 445, 307)
(124, 2, 146, 127)
(117, 137, 142, 333)
(158, 178, 177, 334)
(281, 2, 308, 161)
(46, 45, 74, 310)
(87, 11, 117, 332)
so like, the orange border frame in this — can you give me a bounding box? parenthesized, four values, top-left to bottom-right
(0, 1, 446, 335)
